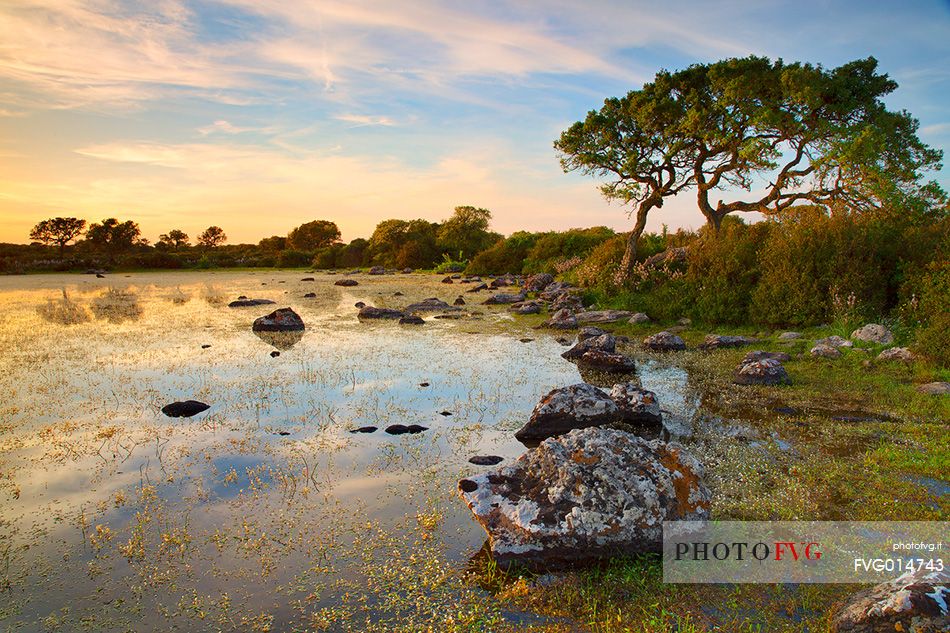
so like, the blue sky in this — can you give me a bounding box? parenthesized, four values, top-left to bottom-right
(0, 0, 947, 243)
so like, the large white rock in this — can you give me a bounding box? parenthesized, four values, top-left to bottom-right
(458, 427, 710, 568)
(851, 323, 894, 345)
(514, 384, 619, 442)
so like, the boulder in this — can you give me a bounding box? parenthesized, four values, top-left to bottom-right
(916, 381, 950, 395)
(642, 331, 687, 352)
(399, 315, 425, 325)
(401, 268, 413, 274)
(509, 301, 543, 315)
(458, 428, 710, 568)
(550, 292, 585, 312)
(483, 291, 527, 305)
(161, 400, 210, 418)
(334, 279, 359, 287)
(733, 359, 791, 385)
(851, 323, 894, 345)
(303, 292, 316, 298)
(577, 326, 607, 341)
(811, 343, 842, 359)
(514, 383, 620, 442)
(778, 331, 802, 340)
(542, 308, 578, 330)
(350, 426, 377, 433)
(252, 307, 305, 332)
(608, 384, 662, 424)
(489, 274, 517, 288)
(643, 247, 688, 268)
(300, 277, 315, 282)
(628, 313, 651, 325)
(524, 273, 555, 293)
(405, 297, 459, 312)
(741, 350, 791, 364)
(441, 276, 454, 284)
(228, 298, 275, 308)
(358, 306, 405, 319)
(368, 266, 385, 275)
(698, 334, 756, 350)
(575, 310, 634, 324)
(453, 296, 466, 306)
(466, 283, 489, 293)
(816, 335, 853, 348)
(831, 569, 949, 633)
(577, 350, 637, 373)
(562, 333, 616, 360)
(354, 301, 366, 308)
(877, 347, 915, 362)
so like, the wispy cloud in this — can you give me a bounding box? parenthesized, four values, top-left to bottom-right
(335, 114, 397, 128)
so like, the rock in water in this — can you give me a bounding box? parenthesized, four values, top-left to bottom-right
(468, 455, 504, 466)
(733, 359, 791, 385)
(831, 568, 949, 633)
(577, 326, 607, 341)
(514, 383, 620, 442)
(642, 331, 686, 351)
(576, 350, 637, 373)
(368, 266, 385, 275)
(334, 279, 359, 287)
(161, 400, 210, 418)
(609, 384, 661, 424)
(562, 333, 616, 359)
(228, 298, 275, 308)
(252, 307, 305, 332)
(523, 273, 554, 293)
(509, 301, 542, 314)
(483, 291, 526, 305)
(404, 298, 459, 312)
(458, 427, 710, 568)
(850, 323, 894, 345)
(358, 306, 404, 319)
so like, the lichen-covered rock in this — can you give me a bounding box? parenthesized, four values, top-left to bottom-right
(916, 381, 950, 395)
(741, 350, 791, 365)
(405, 297, 460, 312)
(576, 350, 637, 373)
(608, 384, 661, 424)
(575, 310, 634, 324)
(850, 324, 894, 345)
(642, 331, 686, 352)
(831, 569, 949, 633)
(577, 326, 607, 341)
(458, 428, 710, 568)
(628, 313, 650, 324)
(509, 300, 543, 314)
(816, 335, 853, 348)
(252, 307, 305, 332)
(778, 331, 802, 340)
(811, 343, 843, 359)
(358, 306, 405, 319)
(466, 283, 488, 293)
(483, 291, 527, 305)
(539, 281, 574, 302)
(368, 266, 385, 275)
(551, 292, 585, 312)
(699, 334, 756, 350)
(514, 384, 620, 442)
(489, 274, 517, 288)
(733, 358, 791, 385)
(524, 273, 555, 293)
(877, 347, 915, 362)
(542, 308, 578, 330)
(562, 333, 616, 360)
(334, 279, 358, 287)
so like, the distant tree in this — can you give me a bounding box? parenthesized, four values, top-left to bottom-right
(339, 238, 369, 267)
(157, 229, 189, 250)
(197, 226, 227, 248)
(555, 55, 944, 280)
(85, 218, 142, 258)
(436, 206, 499, 259)
(368, 219, 439, 268)
(258, 235, 287, 251)
(287, 220, 341, 251)
(29, 217, 87, 258)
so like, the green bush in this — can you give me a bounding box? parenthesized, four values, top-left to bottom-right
(466, 231, 541, 275)
(522, 227, 615, 274)
(276, 249, 312, 268)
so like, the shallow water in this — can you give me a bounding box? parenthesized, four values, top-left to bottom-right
(0, 271, 700, 631)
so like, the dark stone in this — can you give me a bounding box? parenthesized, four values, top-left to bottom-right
(96, 273, 105, 278)
(454, 296, 465, 306)
(394, 291, 404, 296)
(407, 424, 428, 433)
(304, 292, 316, 298)
(524, 273, 554, 293)
(228, 298, 276, 308)
(514, 383, 620, 443)
(201, 344, 211, 349)
(252, 307, 305, 332)
(270, 350, 280, 357)
(576, 349, 637, 373)
(301, 277, 315, 281)
(698, 334, 756, 350)
(469, 455, 504, 466)
(419, 382, 430, 387)
(441, 276, 454, 284)
(350, 426, 377, 433)
(733, 359, 791, 386)
(334, 279, 359, 287)
(274, 430, 290, 436)
(562, 333, 616, 360)
(439, 411, 453, 416)
(519, 338, 533, 343)
(355, 301, 366, 308)
(459, 479, 478, 493)
(358, 306, 404, 319)
(466, 283, 489, 293)
(642, 331, 686, 351)
(399, 315, 425, 325)
(385, 424, 411, 435)
(405, 298, 459, 312)
(161, 400, 210, 418)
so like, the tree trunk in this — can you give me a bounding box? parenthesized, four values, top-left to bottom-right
(618, 202, 653, 282)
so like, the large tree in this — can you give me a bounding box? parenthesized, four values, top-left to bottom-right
(368, 219, 440, 268)
(29, 217, 87, 258)
(436, 206, 500, 259)
(197, 226, 227, 248)
(85, 218, 141, 258)
(556, 56, 944, 279)
(287, 220, 341, 251)
(157, 229, 189, 250)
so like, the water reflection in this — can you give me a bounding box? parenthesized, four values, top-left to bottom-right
(37, 288, 90, 325)
(254, 329, 305, 350)
(90, 287, 143, 323)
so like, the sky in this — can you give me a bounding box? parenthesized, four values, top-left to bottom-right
(0, 0, 948, 245)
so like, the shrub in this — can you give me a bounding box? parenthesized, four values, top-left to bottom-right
(466, 231, 540, 275)
(276, 249, 312, 268)
(570, 234, 627, 290)
(522, 227, 615, 274)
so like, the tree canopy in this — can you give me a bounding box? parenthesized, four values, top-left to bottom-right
(287, 220, 341, 251)
(436, 206, 500, 259)
(555, 55, 944, 279)
(157, 229, 189, 250)
(85, 218, 141, 257)
(197, 226, 227, 248)
(29, 217, 86, 257)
